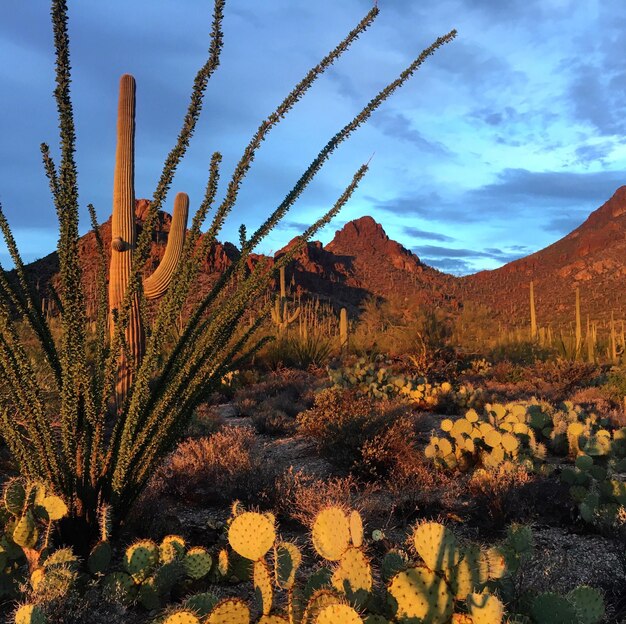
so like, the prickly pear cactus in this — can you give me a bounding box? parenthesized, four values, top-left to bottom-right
(14, 604, 46, 624)
(162, 611, 201, 624)
(254, 559, 274, 616)
(274, 542, 301, 590)
(124, 540, 160, 583)
(228, 512, 276, 561)
(160, 535, 186, 564)
(387, 566, 454, 624)
(206, 598, 250, 623)
(183, 547, 212, 580)
(567, 586, 604, 624)
(331, 546, 372, 608)
(316, 603, 363, 624)
(467, 591, 504, 624)
(312, 507, 351, 561)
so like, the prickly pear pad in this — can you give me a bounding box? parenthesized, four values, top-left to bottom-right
(207, 598, 250, 624)
(412, 522, 460, 572)
(15, 604, 46, 624)
(331, 546, 372, 607)
(349, 510, 364, 547)
(316, 603, 364, 624)
(228, 512, 276, 561)
(312, 507, 351, 561)
(388, 566, 454, 623)
(183, 547, 212, 580)
(163, 611, 201, 624)
(467, 592, 504, 624)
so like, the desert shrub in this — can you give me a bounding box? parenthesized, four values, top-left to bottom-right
(467, 463, 571, 531)
(234, 368, 316, 434)
(297, 387, 415, 477)
(356, 416, 418, 479)
(272, 468, 363, 526)
(381, 452, 464, 523)
(489, 340, 556, 365)
(185, 402, 223, 437)
(150, 427, 274, 505)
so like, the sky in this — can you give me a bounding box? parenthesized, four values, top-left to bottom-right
(1, 1, 626, 275)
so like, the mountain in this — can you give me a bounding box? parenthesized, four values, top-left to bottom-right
(458, 186, 626, 327)
(22, 186, 626, 328)
(277, 216, 457, 311)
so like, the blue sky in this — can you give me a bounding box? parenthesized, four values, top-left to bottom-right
(1, 1, 626, 275)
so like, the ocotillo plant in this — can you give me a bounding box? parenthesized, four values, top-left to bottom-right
(0, 0, 456, 544)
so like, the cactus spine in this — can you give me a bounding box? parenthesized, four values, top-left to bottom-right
(109, 74, 189, 410)
(529, 280, 537, 341)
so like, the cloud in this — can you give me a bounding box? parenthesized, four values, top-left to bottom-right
(401, 226, 455, 242)
(412, 244, 523, 263)
(371, 111, 451, 156)
(423, 257, 474, 274)
(375, 168, 626, 224)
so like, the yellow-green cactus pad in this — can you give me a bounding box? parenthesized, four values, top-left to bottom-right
(228, 512, 276, 561)
(183, 593, 219, 618)
(316, 604, 363, 624)
(40, 496, 68, 521)
(448, 545, 486, 600)
(440, 419, 454, 432)
(4, 479, 25, 516)
(15, 604, 46, 624)
(413, 522, 460, 572)
(465, 409, 479, 423)
(302, 589, 344, 624)
(13, 511, 38, 549)
(163, 611, 201, 624)
(467, 592, 504, 624)
(483, 548, 506, 580)
(258, 616, 289, 624)
(184, 546, 212, 580)
(274, 542, 302, 589)
(160, 535, 186, 563)
(349, 510, 364, 548)
(254, 559, 274, 616)
(124, 539, 159, 582)
(312, 507, 351, 561)
(207, 598, 250, 624)
(331, 546, 372, 607)
(388, 566, 454, 624)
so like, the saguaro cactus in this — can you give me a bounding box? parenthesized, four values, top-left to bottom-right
(575, 287, 582, 359)
(271, 266, 300, 333)
(529, 280, 537, 341)
(340, 307, 348, 352)
(109, 74, 189, 409)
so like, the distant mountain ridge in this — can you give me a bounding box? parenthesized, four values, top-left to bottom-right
(23, 186, 626, 327)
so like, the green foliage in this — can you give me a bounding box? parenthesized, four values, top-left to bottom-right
(0, 1, 456, 540)
(561, 425, 626, 528)
(425, 403, 551, 473)
(328, 357, 483, 412)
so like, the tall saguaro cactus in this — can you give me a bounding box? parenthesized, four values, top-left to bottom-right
(109, 74, 189, 410)
(529, 280, 537, 341)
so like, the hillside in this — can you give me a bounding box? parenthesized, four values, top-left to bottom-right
(459, 186, 626, 327)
